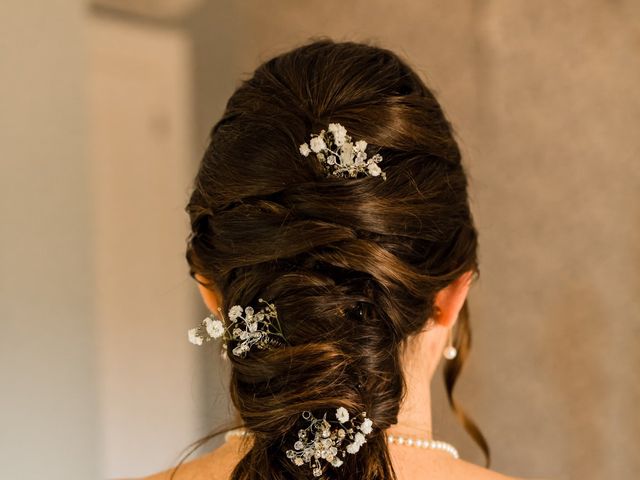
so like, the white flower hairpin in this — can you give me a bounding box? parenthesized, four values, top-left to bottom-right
(299, 122, 386, 180)
(187, 298, 286, 358)
(286, 408, 374, 478)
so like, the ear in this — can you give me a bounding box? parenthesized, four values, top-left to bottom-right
(194, 273, 222, 314)
(433, 270, 474, 328)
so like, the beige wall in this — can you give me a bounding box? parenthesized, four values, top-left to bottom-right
(0, 1, 100, 479)
(2, 1, 638, 479)
(88, 16, 205, 478)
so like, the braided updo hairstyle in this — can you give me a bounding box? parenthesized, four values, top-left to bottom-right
(179, 38, 488, 480)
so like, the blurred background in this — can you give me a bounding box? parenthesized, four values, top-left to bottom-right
(1, 1, 639, 479)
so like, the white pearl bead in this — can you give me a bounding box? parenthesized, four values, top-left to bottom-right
(384, 432, 459, 459)
(443, 346, 457, 359)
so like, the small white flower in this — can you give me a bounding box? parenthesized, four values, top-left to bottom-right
(244, 306, 254, 316)
(326, 155, 337, 165)
(293, 457, 304, 466)
(309, 135, 327, 153)
(299, 142, 311, 156)
(187, 328, 203, 345)
(354, 432, 366, 446)
(346, 442, 361, 454)
(228, 305, 243, 321)
(367, 162, 381, 176)
(328, 123, 347, 147)
(331, 457, 343, 467)
(205, 318, 225, 338)
(355, 139, 367, 152)
(335, 407, 349, 423)
(360, 417, 373, 435)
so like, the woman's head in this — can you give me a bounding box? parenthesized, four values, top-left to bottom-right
(184, 38, 483, 479)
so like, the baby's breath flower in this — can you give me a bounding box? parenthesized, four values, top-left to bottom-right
(354, 139, 367, 151)
(353, 432, 366, 446)
(228, 305, 243, 321)
(346, 442, 361, 454)
(187, 328, 203, 345)
(360, 417, 373, 435)
(299, 142, 311, 156)
(367, 163, 382, 176)
(205, 318, 225, 338)
(328, 122, 347, 146)
(309, 135, 327, 153)
(336, 407, 349, 423)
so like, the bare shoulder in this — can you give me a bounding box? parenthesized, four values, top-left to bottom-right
(132, 439, 249, 480)
(451, 459, 526, 480)
(388, 445, 529, 480)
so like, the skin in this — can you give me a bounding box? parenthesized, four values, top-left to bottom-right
(139, 271, 527, 480)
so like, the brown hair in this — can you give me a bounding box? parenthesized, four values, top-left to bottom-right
(175, 37, 489, 479)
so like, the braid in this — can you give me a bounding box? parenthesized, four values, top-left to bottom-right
(176, 38, 486, 479)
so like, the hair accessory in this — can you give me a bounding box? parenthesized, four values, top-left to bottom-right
(187, 312, 222, 346)
(187, 298, 286, 357)
(299, 122, 386, 180)
(285, 408, 374, 478)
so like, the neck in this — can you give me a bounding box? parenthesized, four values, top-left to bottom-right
(387, 370, 433, 440)
(386, 329, 439, 440)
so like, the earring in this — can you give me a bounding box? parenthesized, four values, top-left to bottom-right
(443, 327, 457, 360)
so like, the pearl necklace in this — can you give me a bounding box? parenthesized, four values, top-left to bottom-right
(386, 432, 459, 459)
(224, 428, 459, 460)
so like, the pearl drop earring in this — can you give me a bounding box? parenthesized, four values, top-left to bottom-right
(443, 327, 457, 360)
